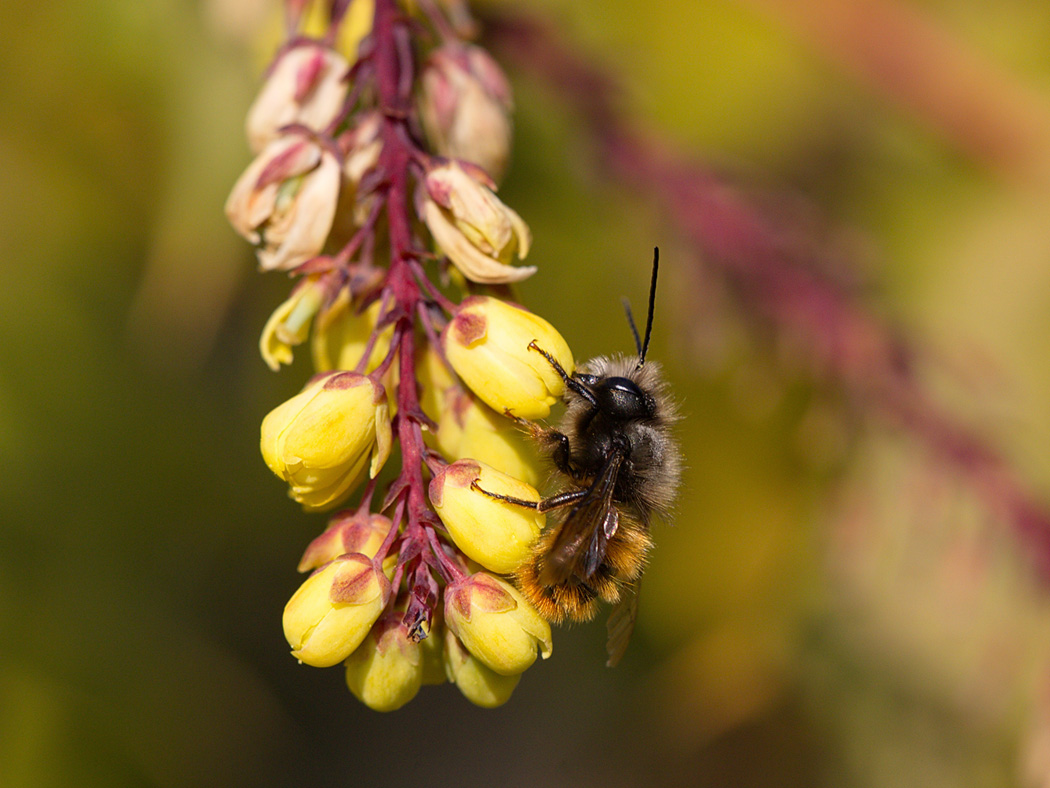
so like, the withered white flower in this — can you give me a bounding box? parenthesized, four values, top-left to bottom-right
(421, 44, 513, 181)
(225, 134, 341, 271)
(246, 43, 350, 153)
(422, 161, 534, 284)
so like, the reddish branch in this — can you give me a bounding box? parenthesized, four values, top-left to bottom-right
(485, 12, 1050, 580)
(367, 0, 460, 636)
(742, 0, 1050, 183)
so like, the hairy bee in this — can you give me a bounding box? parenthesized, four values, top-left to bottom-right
(478, 249, 681, 665)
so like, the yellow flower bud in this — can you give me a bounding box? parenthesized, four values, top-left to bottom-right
(282, 553, 391, 667)
(312, 294, 394, 373)
(444, 628, 520, 708)
(260, 275, 326, 371)
(297, 511, 393, 572)
(422, 162, 534, 284)
(430, 460, 544, 574)
(260, 371, 392, 511)
(443, 296, 575, 419)
(344, 617, 423, 712)
(444, 573, 552, 676)
(434, 390, 543, 487)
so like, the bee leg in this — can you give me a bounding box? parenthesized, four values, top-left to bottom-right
(470, 481, 539, 510)
(544, 430, 573, 474)
(502, 408, 575, 476)
(470, 482, 588, 513)
(536, 429, 573, 474)
(527, 340, 597, 406)
(536, 488, 588, 512)
(503, 410, 547, 440)
(527, 340, 571, 382)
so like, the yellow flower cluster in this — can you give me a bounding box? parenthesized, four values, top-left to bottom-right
(233, 0, 585, 712)
(419, 299, 571, 705)
(265, 295, 575, 709)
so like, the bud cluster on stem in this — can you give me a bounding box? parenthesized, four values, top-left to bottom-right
(226, 0, 579, 709)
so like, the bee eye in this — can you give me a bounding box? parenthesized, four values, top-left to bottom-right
(597, 377, 652, 419)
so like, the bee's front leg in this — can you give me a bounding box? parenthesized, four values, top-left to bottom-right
(527, 340, 597, 406)
(469, 481, 540, 510)
(504, 410, 574, 475)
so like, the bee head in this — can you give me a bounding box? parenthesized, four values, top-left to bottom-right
(595, 376, 655, 421)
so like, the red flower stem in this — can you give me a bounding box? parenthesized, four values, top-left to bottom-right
(371, 0, 450, 604)
(323, 66, 367, 136)
(426, 525, 466, 582)
(417, 0, 457, 43)
(367, 322, 403, 380)
(356, 476, 377, 514)
(333, 198, 381, 267)
(415, 300, 448, 375)
(375, 496, 405, 563)
(409, 258, 457, 314)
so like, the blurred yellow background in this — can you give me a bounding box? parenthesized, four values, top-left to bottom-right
(6, 0, 1050, 786)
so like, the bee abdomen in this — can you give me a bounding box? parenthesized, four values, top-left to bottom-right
(602, 520, 652, 582)
(515, 559, 602, 624)
(514, 524, 651, 624)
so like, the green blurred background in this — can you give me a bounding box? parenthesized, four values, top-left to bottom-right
(6, 0, 1050, 785)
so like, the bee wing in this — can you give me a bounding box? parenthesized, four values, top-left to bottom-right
(539, 449, 625, 587)
(605, 579, 639, 667)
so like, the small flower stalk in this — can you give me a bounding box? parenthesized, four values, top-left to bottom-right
(229, 0, 575, 709)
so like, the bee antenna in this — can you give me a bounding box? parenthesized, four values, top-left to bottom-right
(637, 247, 659, 367)
(622, 297, 643, 358)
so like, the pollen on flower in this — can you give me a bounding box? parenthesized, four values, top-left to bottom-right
(230, 0, 573, 710)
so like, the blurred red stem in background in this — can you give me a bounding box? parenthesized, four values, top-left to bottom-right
(742, 0, 1050, 184)
(485, 12, 1050, 581)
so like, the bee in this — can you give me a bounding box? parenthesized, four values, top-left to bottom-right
(475, 248, 681, 665)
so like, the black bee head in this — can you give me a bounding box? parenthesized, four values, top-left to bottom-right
(594, 376, 655, 421)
